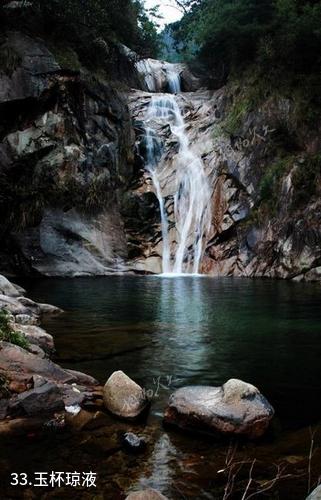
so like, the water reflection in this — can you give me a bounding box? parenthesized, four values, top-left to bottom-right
(24, 276, 321, 427)
(135, 434, 179, 493)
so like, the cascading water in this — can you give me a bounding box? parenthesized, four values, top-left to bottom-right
(167, 70, 181, 94)
(142, 72, 212, 275)
(144, 127, 171, 273)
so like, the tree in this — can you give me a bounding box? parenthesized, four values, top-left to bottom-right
(173, 0, 321, 76)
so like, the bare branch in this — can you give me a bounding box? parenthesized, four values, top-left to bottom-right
(173, 0, 189, 14)
(241, 460, 256, 500)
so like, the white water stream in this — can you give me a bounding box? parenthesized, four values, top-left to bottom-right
(141, 68, 211, 275)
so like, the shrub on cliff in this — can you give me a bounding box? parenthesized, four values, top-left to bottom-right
(0, 310, 29, 349)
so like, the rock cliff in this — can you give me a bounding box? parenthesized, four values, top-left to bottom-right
(0, 31, 135, 276)
(1, 29, 321, 281)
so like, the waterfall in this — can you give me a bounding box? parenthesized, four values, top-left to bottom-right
(136, 58, 183, 94)
(167, 70, 181, 94)
(143, 76, 211, 275)
(145, 127, 171, 273)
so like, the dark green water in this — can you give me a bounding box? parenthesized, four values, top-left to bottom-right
(25, 275, 321, 428)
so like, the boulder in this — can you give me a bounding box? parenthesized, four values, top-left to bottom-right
(126, 489, 168, 500)
(180, 67, 202, 92)
(10, 382, 64, 416)
(17, 324, 54, 353)
(307, 486, 321, 500)
(0, 32, 60, 105)
(164, 379, 274, 439)
(0, 294, 31, 316)
(26, 343, 46, 358)
(38, 303, 63, 316)
(0, 341, 83, 384)
(14, 313, 39, 325)
(64, 369, 98, 386)
(0, 275, 21, 297)
(0, 294, 40, 324)
(103, 370, 148, 419)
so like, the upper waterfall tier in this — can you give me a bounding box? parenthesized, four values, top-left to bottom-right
(135, 58, 201, 93)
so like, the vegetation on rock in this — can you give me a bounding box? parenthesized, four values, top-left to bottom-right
(0, 310, 29, 349)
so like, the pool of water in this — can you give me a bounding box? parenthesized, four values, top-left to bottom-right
(3, 275, 321, 499)
(25, 275, 321, 428)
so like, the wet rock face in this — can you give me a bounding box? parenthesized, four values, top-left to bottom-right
(103, 371, 149, 419)
(0, 30, 320, 279)
(0, 31, 135, 276)
(164, 379, 274, 439)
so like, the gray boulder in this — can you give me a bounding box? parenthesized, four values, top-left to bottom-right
(164, 378, 274, 439)
(17, 324, 54, 353)
(103, 370, 148, 419)
(0, 31, 60, 105)
(0, 275, 21, 297)
(10, 382, 64, 416)
(38, 303, 63, 316)
(0, 341, 96, 385)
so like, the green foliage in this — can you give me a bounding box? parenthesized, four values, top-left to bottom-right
(259, 156, 293, 214)
(31, 0, 159, 60)
(175, 0, 321, 79)
(292, 154, 321, 207)
(258, 0, 321, 74)
(257, 153, 321, 216)
(0, 163, 116, 229)
(48, 44, 81, 72)
(223, 96, 252, 135)
(0, 43, 21, 76)
(0, 309, 29, 349)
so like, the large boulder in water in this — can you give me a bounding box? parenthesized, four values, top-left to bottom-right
(103, 370, 149, 419)
(164, 378, 274, 439)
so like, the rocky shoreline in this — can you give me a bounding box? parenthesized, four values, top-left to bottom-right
(0, 274, 101, 434)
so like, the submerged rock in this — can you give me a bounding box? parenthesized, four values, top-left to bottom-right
(164, 378, 274, 439)
(103, 370, 149, 419)
(122, 432, 146, 453)
(126, 489, 168, 500)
